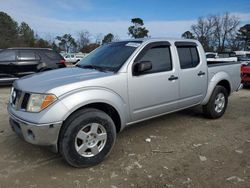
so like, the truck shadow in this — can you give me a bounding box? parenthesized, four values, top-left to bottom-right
(123, 106, 204, 133)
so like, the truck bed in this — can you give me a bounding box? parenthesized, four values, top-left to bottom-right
(207, 61, 241, 92)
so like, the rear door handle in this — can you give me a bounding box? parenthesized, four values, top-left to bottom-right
(198, 71, 206, 76)
(168, 75, 178, 81)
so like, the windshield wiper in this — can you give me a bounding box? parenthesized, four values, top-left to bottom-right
(77, 64, 113, 72)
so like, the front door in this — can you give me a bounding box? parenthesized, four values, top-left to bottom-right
(128, 42, 179, 121)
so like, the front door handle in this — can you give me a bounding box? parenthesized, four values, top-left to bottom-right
(198, 71, 206, 76)
(168, 75, 178, 81)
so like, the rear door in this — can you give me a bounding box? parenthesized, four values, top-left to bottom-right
(175, 42, 208, 108)
(16, 50, 40, 76)
(128, 42, 180, 121)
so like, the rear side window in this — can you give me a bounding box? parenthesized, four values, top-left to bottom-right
(43, 50, 61, 60)
(137, 45, 172, 74)
(0, 50, 16, 61)
(18, 50, 39, 60)
(177, 46, 200, 69)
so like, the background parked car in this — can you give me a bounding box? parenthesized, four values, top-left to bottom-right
(234, 51, 250, 64)
(0, 48, 66, 85)
(205, 52, 237, 63)
(64, 53, 88, 64)
(241, 63, 250, 87)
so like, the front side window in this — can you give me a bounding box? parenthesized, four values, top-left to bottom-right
(0, 50, 16, 61)
(136, 45, 172, 74)
(177, 46, 200, 69)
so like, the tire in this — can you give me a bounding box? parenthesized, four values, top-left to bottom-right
(59, 108, 116, 168)
(73, 60, 79, 65)
(202, 86, 228, 119)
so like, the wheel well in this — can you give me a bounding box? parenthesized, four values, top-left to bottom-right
(66, 102, 121, 133)
(217, 80, 231, 95)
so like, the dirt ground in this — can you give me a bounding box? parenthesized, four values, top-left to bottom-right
(0, 86, 249, 188)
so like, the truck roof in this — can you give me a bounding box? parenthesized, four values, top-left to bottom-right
(121, 38, 198, 43)
(7, 47, 53, 50)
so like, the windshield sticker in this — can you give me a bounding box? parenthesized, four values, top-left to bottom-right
(125, 42, 141, 48)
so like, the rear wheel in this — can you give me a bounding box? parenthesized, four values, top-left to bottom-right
(202, 86, 228, 119)
(59, 108, 116, 167)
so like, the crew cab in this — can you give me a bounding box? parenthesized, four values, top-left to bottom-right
(8, 38, 242, 167)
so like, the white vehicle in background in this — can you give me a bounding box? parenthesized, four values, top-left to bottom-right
(206, 52, 237, 63)
(64, 53, 88, 64)
(234, 51, 250, 64)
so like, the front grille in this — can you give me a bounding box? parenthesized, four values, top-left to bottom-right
(21, 93, 30, 109)
(11, 88, 30, 110)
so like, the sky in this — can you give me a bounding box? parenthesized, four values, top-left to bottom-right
(0, 0, 250, 40)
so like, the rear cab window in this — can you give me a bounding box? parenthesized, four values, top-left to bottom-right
(175, 42, 200, 69)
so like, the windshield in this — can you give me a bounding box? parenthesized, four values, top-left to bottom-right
(77, 41, 142, 72)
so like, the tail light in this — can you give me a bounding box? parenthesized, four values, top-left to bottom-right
(59, 59, 66, 67)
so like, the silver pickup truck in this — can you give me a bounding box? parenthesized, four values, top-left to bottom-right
(8, 38, 242, 167)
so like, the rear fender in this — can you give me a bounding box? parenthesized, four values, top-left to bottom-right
(202, 72, 231, 105)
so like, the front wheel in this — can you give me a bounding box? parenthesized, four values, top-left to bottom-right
(59, 108, 116, 167)
(202, 86, 228, 119)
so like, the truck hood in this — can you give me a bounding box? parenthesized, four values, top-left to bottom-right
(14, 67, 114, 95)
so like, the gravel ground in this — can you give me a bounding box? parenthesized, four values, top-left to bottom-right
(0, 86, 249, 188)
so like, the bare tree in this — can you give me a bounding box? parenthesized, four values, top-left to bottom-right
(113, 34, 120, 42)
(181, 31, 195, 39)
(94, 33, 104, 45)
(44, 33, 55, 45)
(191, 16, 215, 51)
(213, 13, 240, 52)
(77, 30, 91, 50)
(190, 13, 240, 52)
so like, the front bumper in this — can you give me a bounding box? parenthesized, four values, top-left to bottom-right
(9, 112, 62, 153)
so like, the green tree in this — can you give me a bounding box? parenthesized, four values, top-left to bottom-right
(237, 24, 250, 50)
(81, 43, 100, 53)
(128, 18, 149, 38)
(18, 22, 35, 46)
(102, 33, 114, 44)
(56, 34, 77, 53)
(51, 42, 60, 52)
(181, 31, 195, 39)
(34, 38, 50, 48)
(0, 12, 18, 48)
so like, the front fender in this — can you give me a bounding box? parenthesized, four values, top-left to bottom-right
(202, 72, 232, 105)
(59, 88, 129, 130)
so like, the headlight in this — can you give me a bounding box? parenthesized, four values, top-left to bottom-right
(26, 93, 57, 112)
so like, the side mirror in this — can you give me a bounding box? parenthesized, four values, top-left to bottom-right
(134, 61, 152, 75)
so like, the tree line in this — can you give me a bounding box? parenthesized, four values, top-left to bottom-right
(181, 12, 250, 52)
(0, 11, 249, 53)
(0, 12, 148, 53)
